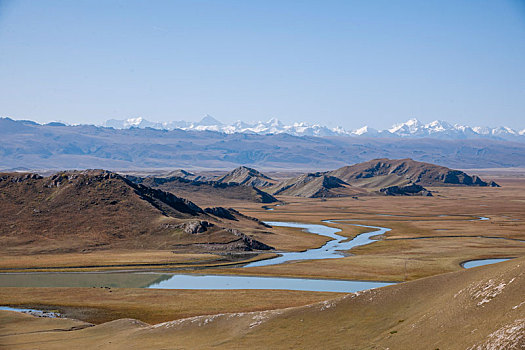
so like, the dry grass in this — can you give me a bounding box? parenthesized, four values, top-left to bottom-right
(0, 251, 221, 269)
(1, 179, 524, 281)
(208, 178, 525, 281)
(1, 177, 525, 349)
(0, 252, 278, 273)
(0, 288, 340, 325)
(1, 256, 523, 349)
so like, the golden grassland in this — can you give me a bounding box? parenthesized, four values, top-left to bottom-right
(1, 177, 524, 349)
(4, 179, 523, 277)
(0, 251, 222, 269)
(1, 257, 523, 349)
(0, 288, 340, 325)
(195, 178, 525, 281)
(0, 251, 278, 273)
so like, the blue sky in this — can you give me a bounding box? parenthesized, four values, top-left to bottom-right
(0, 0, 524, 129)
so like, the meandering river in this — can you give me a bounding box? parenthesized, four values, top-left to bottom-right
(0, 216, 514, 294)
(244, 221, 389, 267)
(0, 221, 393, 293)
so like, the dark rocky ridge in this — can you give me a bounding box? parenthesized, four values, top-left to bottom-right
(215, 166, 277, 188)
(379, 184, 433, 196)
(328, 158, 499, 187)
(126, 175, 278, 204)
(204, 207, 237, 220)
(0, 170, 273, 254)
(260, 158, 498, 198)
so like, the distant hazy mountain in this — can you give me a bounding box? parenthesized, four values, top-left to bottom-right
(103, 116, 524, 142)
(2, 117, 525, 170)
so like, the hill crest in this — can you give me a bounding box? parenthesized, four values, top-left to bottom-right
(215, 166, 277, 188)
(264, 158, 498, 198)
(0, 170, 273, 254)
(328, 158, 499, 187)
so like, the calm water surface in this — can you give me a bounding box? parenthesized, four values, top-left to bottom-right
(244, 221, 389, 267)
(462, 258, 511, 269)
(148, 274, 393, 293)
(0, 221, 392, 293)
(1, 220, 510, 294)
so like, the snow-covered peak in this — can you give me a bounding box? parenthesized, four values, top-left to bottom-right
(472, 126, 490, 135)
(352, 125, 378, 136)
(490, 126, 517, 136)
(103, 116, 523, 142)
(426, 120, 453, 132)
(197, 115, 223, 126)
(388, 118, 424, 134)
(126, 117, 143, 127)
(267, 117, 283, 127)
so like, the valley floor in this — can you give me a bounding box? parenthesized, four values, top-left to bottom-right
(1, 258, 524, 349)
(1, 177, 525, 349)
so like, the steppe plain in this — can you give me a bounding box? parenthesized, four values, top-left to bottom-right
(1, 171, 524, 349)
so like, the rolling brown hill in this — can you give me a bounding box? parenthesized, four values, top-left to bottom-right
(267, 173, 366, 198)
(215, 166, 277, 188)
(264, 158, 498, 198)
(159, 169, 208, 181)
(0, 170, 273, 255)
(127, 175, 278, 206)
(328, 158, 499, 187)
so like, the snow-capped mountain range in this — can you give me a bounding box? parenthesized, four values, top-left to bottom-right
(103, 116, 525, 141)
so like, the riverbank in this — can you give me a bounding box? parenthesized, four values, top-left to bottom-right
(1, 257, 523, 349)
(0, 288, 342, 324)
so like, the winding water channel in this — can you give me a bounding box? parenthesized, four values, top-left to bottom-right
(244, 221, 390, 268)
(0, 221, 394, 293)
(0, 216, 516, 294)
(462, 258, 511, 269)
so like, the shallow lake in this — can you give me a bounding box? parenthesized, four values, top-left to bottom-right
(0, 272, 393, 293)
(0, 220, 393, 293)
(0, 220, 511, 294)
(148, 274, 393, 293)
(462, 258, 511, 269)
(0, 306, 60, 317)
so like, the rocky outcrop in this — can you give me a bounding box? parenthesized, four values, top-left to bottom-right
(379, 184, 432, 196)
(226, 229, 274, 251)
(0, 173, 43, 183)
(174, 220, 214, 234)
(215, 166, 276, 188)
(204, 207, 237, 220)
(126, 175, 278, 204)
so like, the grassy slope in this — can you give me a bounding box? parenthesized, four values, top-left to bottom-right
(1, 179, 524, 348)
(0, 288, 340, 325)
(0, 171, 274, 256)
(1, 257, 523, 349)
